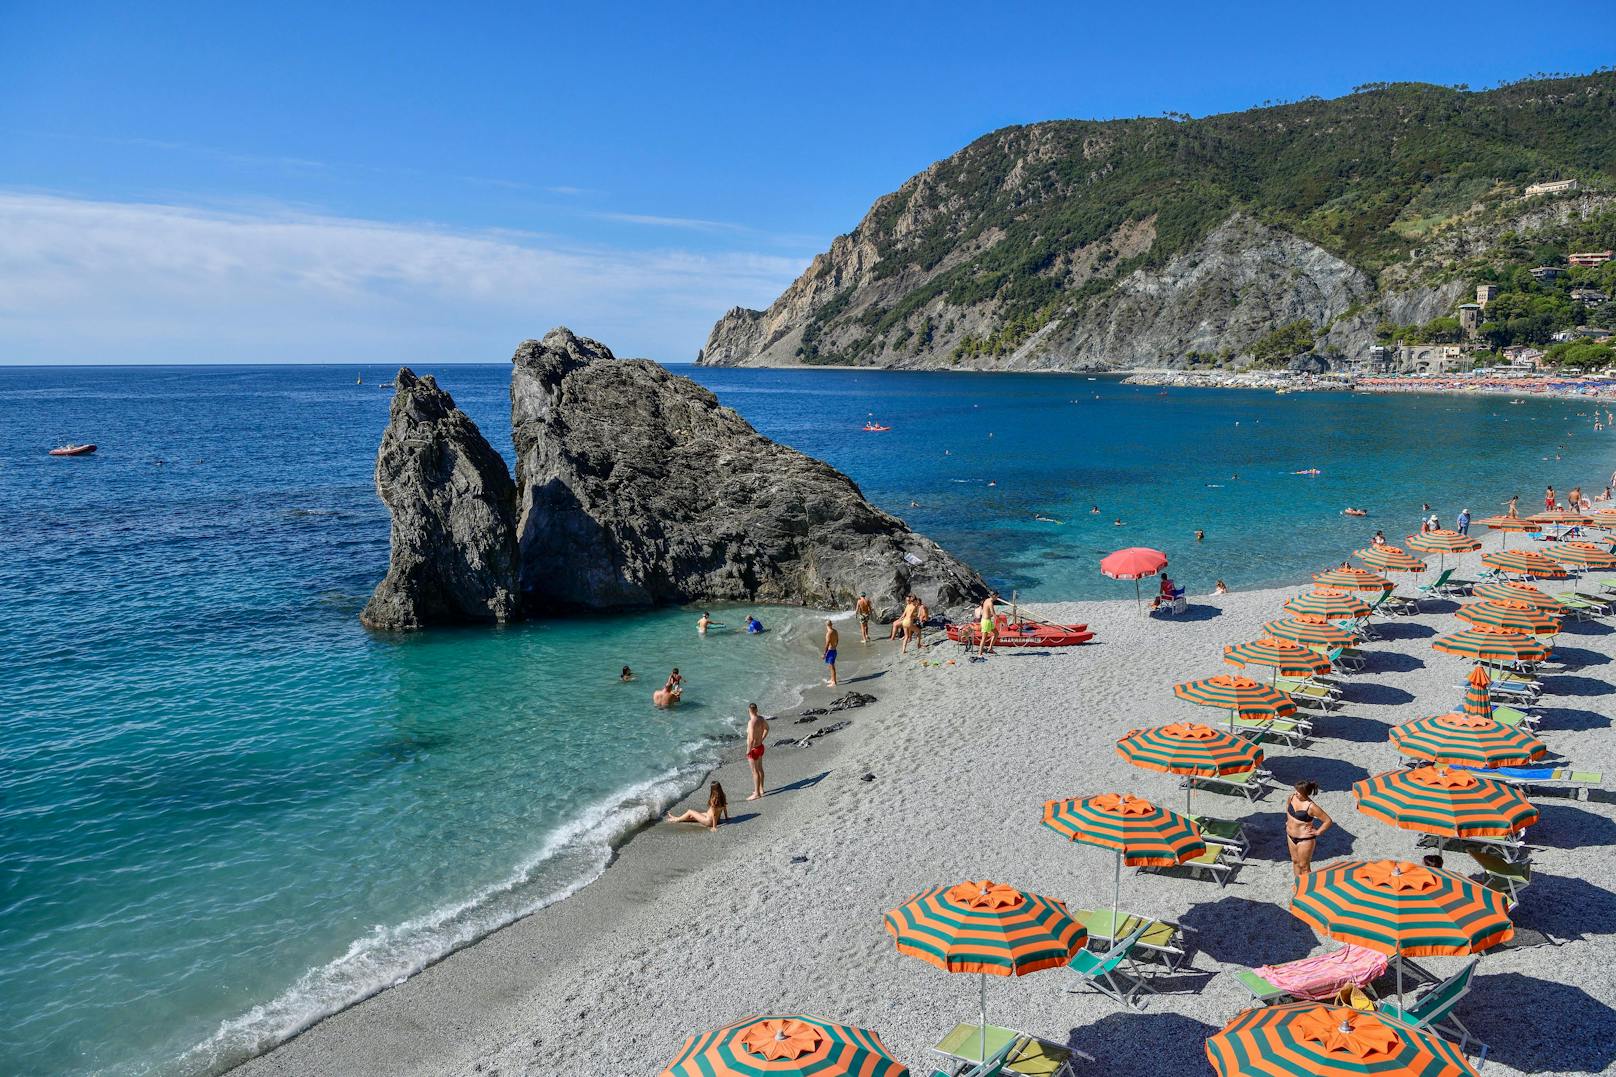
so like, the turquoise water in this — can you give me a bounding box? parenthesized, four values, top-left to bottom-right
(3, 366, 1612, 1075)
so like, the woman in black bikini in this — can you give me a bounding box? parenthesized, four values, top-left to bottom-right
(1285, 781, 1333, 876)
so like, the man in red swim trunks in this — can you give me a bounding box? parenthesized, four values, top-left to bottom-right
(745, 703, 769, 801)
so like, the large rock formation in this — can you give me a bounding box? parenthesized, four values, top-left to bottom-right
(510, 328, 985, 616)
(360, 369, 520, 630)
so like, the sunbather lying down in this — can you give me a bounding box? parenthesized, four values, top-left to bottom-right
(666, 781, 729, 830)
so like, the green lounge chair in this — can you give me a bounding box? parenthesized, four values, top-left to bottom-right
(1468, 848, 1531, 907)
(1231, 968, 1291, 1005)
(1071, 908, 1191, 971)
(1377, 959, 1486, 1060)
(1185, 766, 1273, 802)
(1190, 813, 1251, 857)
(1490, 705, 1541, 731)
(1141, 844, 1245, 887)
(1555, 592, 1613, 616)
(1414, 569, 1456, 608)
(1232, 714, 1311, 747)
(930, 1023, 1080, 1077)
(1064, 922, 1153, 1008)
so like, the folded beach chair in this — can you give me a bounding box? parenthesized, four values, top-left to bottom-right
(1189, 813, 1251, 857)
(1376, 959, 1486, 1060)
(1071, 908, 1193, 972)
(1064, 922, 1154, 1008)
(1468, 848, 1531, 907)
(1184, 766, 1273, 802)
(929, 1023, 1080, 1077)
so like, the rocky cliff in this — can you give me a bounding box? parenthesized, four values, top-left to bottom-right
(360, 369, 520, 630)
(511, 328, 985, 616)
(700, 73, 1616, 371)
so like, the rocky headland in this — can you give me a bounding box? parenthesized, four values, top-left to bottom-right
(362, 329, 987, 630)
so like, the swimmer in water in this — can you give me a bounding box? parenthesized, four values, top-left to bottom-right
(697, 611, 712, 635)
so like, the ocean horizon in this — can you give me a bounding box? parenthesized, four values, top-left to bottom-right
(5, 364, 1612, 1074)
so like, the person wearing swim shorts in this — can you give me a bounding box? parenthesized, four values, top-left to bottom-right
(977, 593, 999, 656)
(1284, 780, 1332, 876)
(823, 620, 839, 687)
(855, 593, 873, 643)
(745, 703, 769, 801)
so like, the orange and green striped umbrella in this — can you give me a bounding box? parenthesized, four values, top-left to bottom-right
(1472, 580, 1564, 610)
(1291, 859, 1512, 958)
(1206, 1003, 1478, 1077)
(1283, 589, 1372, 620)
(1312, 566, 1395, 593)
(1404, 530, 1481, 556)
(1224, 637, 1332, 680)
(1477, 515, 1539, 547)
(1591, 508, 1616, 529)
(1461, 665, 1492, 720)
(1352, 765, 1539, 839)
(1262, 616, 1360, 647)
(1550, 541, 1616, 569)
(1389, 711, 1549, 769)
(1528, 508, 1592, 527)
(1480, 549, 1567, 579)
(1043, 793, 1205, 938)
(1354, 546, 1426, 574)
(659, 1015, 909, 1077)
(1116, 722, 1263, 815)
(1454, 599, 1562, 635)
(1173, 674, 1298, 724)
(1431, 625, 1550, 664)
(884, 880, 1083, 1065)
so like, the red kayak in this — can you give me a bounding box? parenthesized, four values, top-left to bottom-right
(946, 617, 1094, 647)
(48, 443, 97, 456)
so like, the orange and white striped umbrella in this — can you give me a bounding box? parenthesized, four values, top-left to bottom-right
(1312, 566, 1394, 592)
(1352, 765, 1539, 839)
(1454, 600, 1562, 635)
(1480, 549, 1567, 579)
(660, 1015, 910, 1077)
(1207, 1004, 1478, 1077)
(1354, 546, 1426, 574)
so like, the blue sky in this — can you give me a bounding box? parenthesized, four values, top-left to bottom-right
(2, 1, 1612, 364)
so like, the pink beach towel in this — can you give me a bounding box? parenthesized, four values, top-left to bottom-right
(1255, 945, 1389, 1001)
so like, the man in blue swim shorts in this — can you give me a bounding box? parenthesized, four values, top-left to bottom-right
(823, 619, 839, 687)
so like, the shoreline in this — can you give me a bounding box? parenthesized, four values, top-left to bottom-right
(234, 538, 1616, 1077)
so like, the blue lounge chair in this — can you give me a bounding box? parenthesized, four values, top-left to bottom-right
(1065, 922, 1153, 1007)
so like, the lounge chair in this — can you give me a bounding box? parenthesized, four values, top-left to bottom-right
(1468, 848, 1531, 907)
(1184, 766, 1273, 802)
(1413, 569, 1456, 609)
(1071, 908, 1193, 971)
(1141, 844, 1245, 887)
(1189, 813, 1251, 857)
(1555, 592, 1613, 616)
(1232, 713, 1312, 746)
(1376, 959, 1486, 1060)
(929, 1023, 1081, 1077)
(1318, 645, 1367, 673)
(1231, 945, 1388, 1006)
(1275, 675, 1342, 699)
(1452, 764, 1602, 799)
(1065, 922, 1154, 1008)
(1490, 704, 1541, 730)
(1232, 967, 1293, 1005)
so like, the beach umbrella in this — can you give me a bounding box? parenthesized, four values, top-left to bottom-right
(1405, 529, 1481, 572)
(1431, 625, 1550, 665)
(1591, 508, 1616, 530)
(1389, 711, 1549, 769)
(1100, 547, 1168, 613)
(1528, 508, 1592, 533)
(1455, 600, 1562, 636)
(1173, 674, 1297, 728)
(1223, 637, 1332, 682)
(1480, 549, 1567, 579)
(1042, 793, 1204, 938)
(1471, 580, 1564, 611)
(1291, 858, 1512, 1003)
(659, 1015, 909, 1077)
(1477, 515, 1540, 548)
(1312, 566, 1395, 593)
(1354, 546, 1427, 575)
(1461, 665, 1493, 720)
(1262, 616, 1360, 648)
(1206, 1003, 1478, 1077)
(1284, 589, 1372, 620)
(1353, 765, 1539, 839)
(1115, 722, 1263, 815)
(1549, 541, 1616, 571)
(883, 880, 1083, 1063)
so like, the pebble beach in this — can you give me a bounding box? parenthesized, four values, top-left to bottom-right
(234, 533, 1616, 1077)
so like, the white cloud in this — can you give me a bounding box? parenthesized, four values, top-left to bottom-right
(0, 192, 810, 364)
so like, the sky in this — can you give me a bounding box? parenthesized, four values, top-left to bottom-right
(2, 1, 1612, 365)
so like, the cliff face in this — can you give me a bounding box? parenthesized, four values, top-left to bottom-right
(700, 74, 1616, 371)
(510, 328, 986, 617)
(360, 369, 520, 630)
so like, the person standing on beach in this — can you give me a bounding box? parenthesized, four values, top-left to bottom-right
(1569, 486, 1583, 511)
(1457, 508, 1471, 536)
(977, 592, 999, 656)
(744, 704, 768, 801)
(822, 620, 839, 687)
(1284, 781, 1333, 877)
(855, 593, 873, 643)
(1546, 486, 1557, 511)
(914, 598, 930, 649)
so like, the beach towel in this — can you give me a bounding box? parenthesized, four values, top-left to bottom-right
(1255, 945, 1389, 1001)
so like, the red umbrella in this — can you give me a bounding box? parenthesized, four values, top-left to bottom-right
(1101, 547, 1168, 612)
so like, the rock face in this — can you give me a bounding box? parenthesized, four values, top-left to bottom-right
(360, 369, 520, 630)
(510, 328, 986, 616)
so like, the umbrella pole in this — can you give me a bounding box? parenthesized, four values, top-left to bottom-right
(979, 972, 987, 1063)
(1113, 848, 1123, 941)
(1396, 943, 1404, 1008)
(1135, 578, 1142, 614)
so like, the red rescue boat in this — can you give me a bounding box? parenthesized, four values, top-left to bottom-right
(48, 443, 97, 456)
(946, 615, 1094, 648)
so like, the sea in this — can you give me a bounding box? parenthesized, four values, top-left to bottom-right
(3, 364, 1611, 1075)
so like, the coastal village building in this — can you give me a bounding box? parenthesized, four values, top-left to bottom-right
(1569, 250, 1613, 267)
(1572, 287, 1609, 306)
(1525, 178, 1580, 197)
(1530, 265, 1566, 282)
(1476, 284, 1499, 308)
(1503, 345, 1544, 366)
(1396, 343, 1467, 373)
(1457, 303, 1482, 334)
(1551, 326, 1614, 343)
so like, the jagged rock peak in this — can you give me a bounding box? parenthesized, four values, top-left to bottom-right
(360, 368, 520, 630)
(510, 328, 986, 616)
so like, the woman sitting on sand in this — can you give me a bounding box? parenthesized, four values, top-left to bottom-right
(665, 782, 728, 830)
(1212, 580, 1228, 596)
